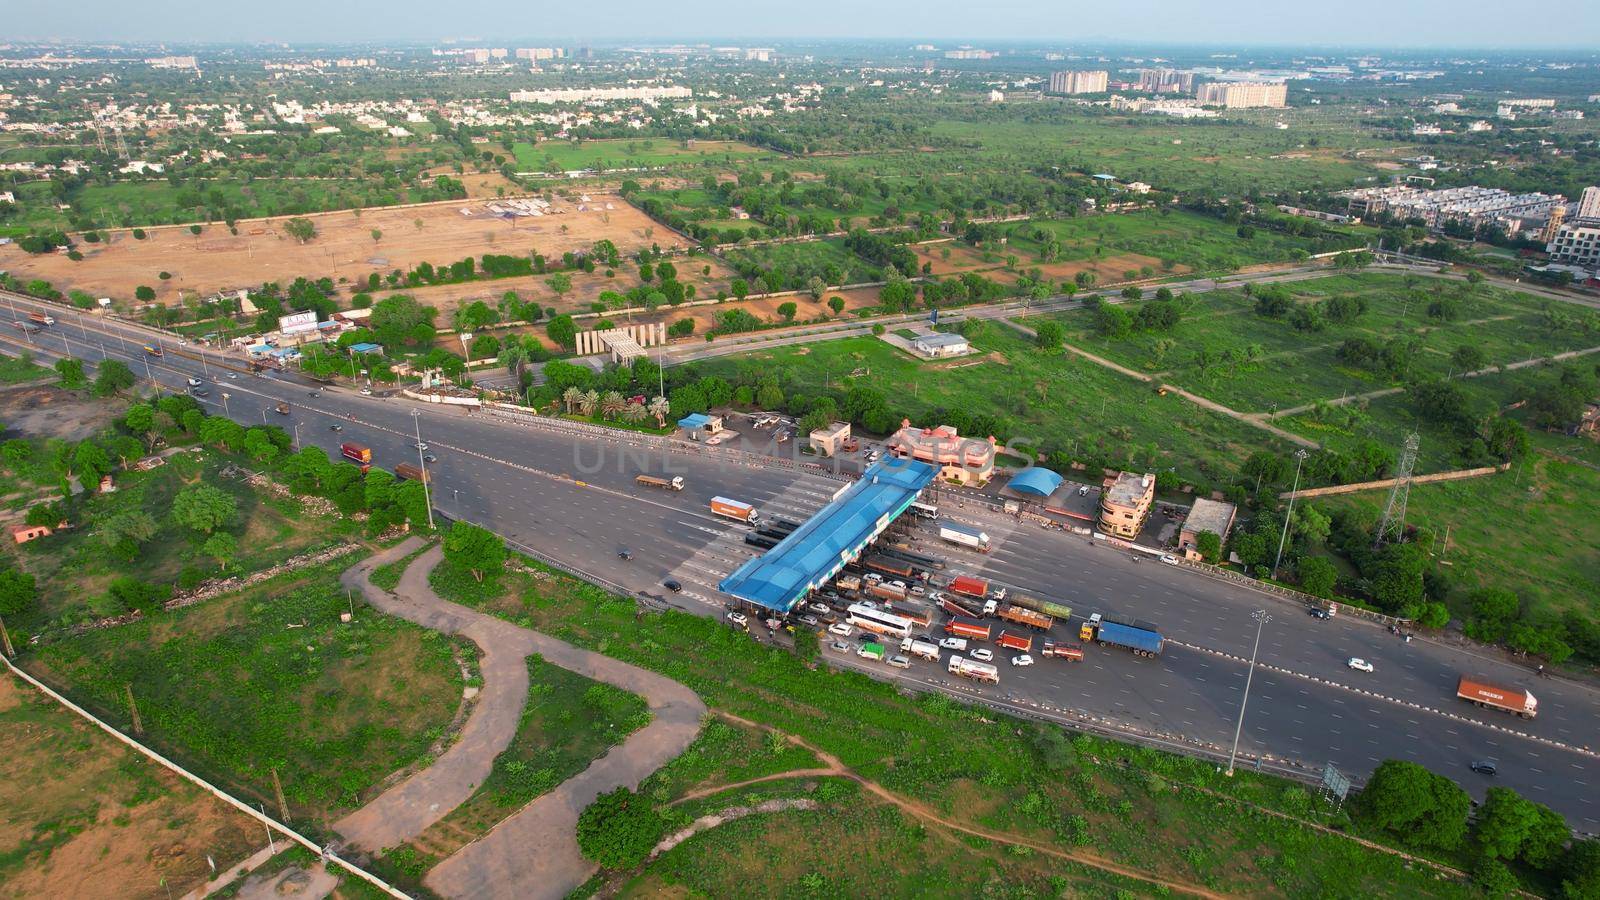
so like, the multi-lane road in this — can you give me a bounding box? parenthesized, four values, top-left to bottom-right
(2, 288, 1596, 830)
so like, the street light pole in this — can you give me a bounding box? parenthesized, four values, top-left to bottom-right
(1226, 609, 1271, 776)
(221, 392, 230, 417)
(1271, 448, 1309, 581)
(411, 409, 435, 529)
(293, 422, 301, 452)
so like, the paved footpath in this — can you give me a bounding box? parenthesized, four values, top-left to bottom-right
(335, 538, 707, 900)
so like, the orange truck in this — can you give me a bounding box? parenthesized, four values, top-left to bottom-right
(1456, 676, 1538, 719)
(996, 631, 1033, 652)
(710, 496, 759, 524)
(341, 442, 372, 464)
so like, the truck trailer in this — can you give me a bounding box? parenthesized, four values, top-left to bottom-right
(997, 604, 1054, 631)
(938, 522, 991, 552)
(948, 656, 999, 684)
(1083, 614, 1164, 658)
(1008, 594, 1074, 621)
(944, 617, 992, 641)
(709, 497, 759, 524)
(1041, 641, 1085, 662)
(901, 638, 942, 661)
(636, 474, 685, 491)
(394, 463, 429, 483)
(996, 631, 1033, 652)
(868, 581, 908, 603)
(864, 555, 915, 579)
(939, 596, 985, 620)
(1456, 676, 1538, 719)
(949, 575, 989, 599)
(341, 442, 373, 464)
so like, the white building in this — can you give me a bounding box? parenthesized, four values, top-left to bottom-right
(1547, 221, 1600, 272)
(911, 332, 972, 358)
(1579, 186, 1600, 221)
(1195, 81, 1287, 109)
(1049, 70, 1108, 95)
(509, 86, 691, 104)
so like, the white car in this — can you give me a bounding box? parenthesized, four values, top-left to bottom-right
(727, 611, 748, 626)
(1011, 654, 1035, 667)
(939, 637, 967, 651)
(887, 655, 911, 669)
(360, 387, 372, 395)
(808, 602, 829, 615)
(186, 377, 202, 387)
(1347, 657, 1374, 673)
(830, 641, 850, 653)
(1160, 554, 1179, 565)
(828, 622, 853, 637)
(970, 648, 994, 662)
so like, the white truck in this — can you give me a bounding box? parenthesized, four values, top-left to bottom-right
(900, 637, 942, 661)
(636, 474, 685, 491)
(938, 522, 991, 553)
(947, 655, 999, 684)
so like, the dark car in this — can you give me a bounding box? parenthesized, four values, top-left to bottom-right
(618, 549, 632, 560)
(1310, 608, 1330, 620)
(329, 424, 343, 432)
(663, 579, 682, 593)
(1469, 761, 1498, 776)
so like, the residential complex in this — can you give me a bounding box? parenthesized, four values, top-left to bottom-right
(1577, 186, 1600, 221)
(509, 85, 691, 104)
(1098, 472, 1156, 539)
(1546, 221, 1600, 273)
(1337, 185, 1564, 234)
(1195, 81, 1288, 109)
(1136, 68, 1194, 94)
(1049, 70, 1108, 95)
(886, 420, 997, 486)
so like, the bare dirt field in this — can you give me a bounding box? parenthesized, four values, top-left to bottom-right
(910, 242, 996, 275)
(0, 673, 259, 900)
(0, 193, 686, 306)
(1028, 252, 1181, 284)
(0, 384, 128, 444)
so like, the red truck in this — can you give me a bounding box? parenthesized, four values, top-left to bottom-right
(949, 575, 988, 599)
(1041, 641, 1085, 662)
(939, 595, 984, 619)
(944, 617, 991, 641)
(1456, 676, 1538, 719)
(997, 604, 1054, 631)
(996, 631, 1033, 652)
(341, 442, 372, 464)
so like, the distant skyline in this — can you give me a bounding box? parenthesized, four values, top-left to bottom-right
(9, 0, 1600, 50)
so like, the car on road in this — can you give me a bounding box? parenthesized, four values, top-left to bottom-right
(1470, 760, 1498, 776)
(829, 641, 849, 653)
(1347, 657, 1375, 673)
(618, 549, 632, 560)
(415, 442, 428, 451)
(360, 387, 372, 395)
(423, 454, 437, 464)
(1159, 554, 1179, 565)
(329, 424, 343, 432)
(799, 615, 820, 627)
(308, 391, 320, 398)
(970, 648, 994, 662)
(1310, 608, 1330, 620)
(191, 388, 209, 397)
(808, 602, 829, 615)
(1011, 654, 1035, 667)
(225, 372, 237, 379)
(828, 622, 852, 637)
(939, 637, 967, 651)
(726, 611, 748, 626)
(663, 579, 681, 593)
(186, 377, 202, 387)
(887, 655, 911, 669)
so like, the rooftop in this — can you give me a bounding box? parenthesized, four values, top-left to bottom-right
(1105, 471, 1154, 508)
(913, 332, 969, 348)
(719, 458, 937, 613)
(1184, 497, 1237, 537)
(1008, 467, 1064, 496)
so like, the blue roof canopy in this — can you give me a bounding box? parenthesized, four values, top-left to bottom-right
(1009, 466, 1064, 496)
(719, 458, 937, 613)
(677, 413, 712, 429)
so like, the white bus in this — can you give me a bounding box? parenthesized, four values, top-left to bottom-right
(846, 603, 915, 640)
(909, 501, 939, 520)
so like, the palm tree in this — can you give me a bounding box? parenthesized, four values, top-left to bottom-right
(621, 402, 648, 425)
(562, 386, 582, 414)
(600, 391, 626, 420)
(648, 396, 670, 428)
(578, 389, 600, 417)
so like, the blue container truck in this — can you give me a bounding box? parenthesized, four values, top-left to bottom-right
(1085, 614, 1164, 658)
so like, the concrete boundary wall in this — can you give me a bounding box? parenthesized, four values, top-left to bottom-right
(1280, 463, 1509, 500)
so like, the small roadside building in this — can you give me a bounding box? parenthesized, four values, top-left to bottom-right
(911, 332, 971, 358)
(1179, 498, 1237, 559)
(1098, 471, 1155, 539)
(677, 413, 724, 440)
(809, 421, 851, 457)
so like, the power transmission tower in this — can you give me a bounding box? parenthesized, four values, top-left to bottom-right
(114, 125, 130, 160)
(1374, 432, 1420, 548)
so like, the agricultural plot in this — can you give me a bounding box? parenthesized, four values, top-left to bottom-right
(0, 193, 676, 306)
(692, 325, 1294, 486)
(512, 139, 771, 173)
(722, 238, 883, 290)
(26, 563, 466, 826)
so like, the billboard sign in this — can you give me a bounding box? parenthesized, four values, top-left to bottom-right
(278, 311, 318, 335)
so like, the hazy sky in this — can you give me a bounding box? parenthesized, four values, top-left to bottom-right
(11, 0, 1599, 49)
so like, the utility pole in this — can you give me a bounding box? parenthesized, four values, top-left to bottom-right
(258, 804, 276, 855)
(0, 615, 13, 657)
(411, 409, 435, 529)
(1226, 609, 1271, 776)
(1271, 448, 1309, 581)
(125, 684, 144, 734)
(271, 768, 290, 822)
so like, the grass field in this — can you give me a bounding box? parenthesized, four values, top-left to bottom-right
(433, 552, 1483, 899)
(693, 323, 1291, 486)
(0, 352, 53, 385)
(0, 673, 259, 900)
(722, 237, 884, 287)
(512, 139, 771, 173)
(26, 562, 467, 826)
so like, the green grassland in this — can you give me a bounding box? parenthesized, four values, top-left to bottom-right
(695, 323, 1294, 487)
(26, 561, 466, 826)
(512, 138, 772, 173)
(432, 551, 1483, 899)
(722, 237, 883, 286)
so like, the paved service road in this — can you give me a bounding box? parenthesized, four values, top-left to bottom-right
(2, 288, 1597, 829)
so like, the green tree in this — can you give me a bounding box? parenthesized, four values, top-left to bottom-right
(1295, 555, 1336, 598)
(54, 357, 86, 389)
(576, 787, 665, 869)
(731, 278, 749, 301)
(777, 301, 798, 322)
(202, 531, 238, 571)
(1562, 838, 1600, 898)
(828, 296, 845, 315)
(545, 273, 573, 297)
(546, 314, 577, 350)
(0, 568, 38, 616)
(1466, 587, 1520, 643)
(135, 285, 156, 302)
(92, 359, 136, 396)
(1476, 787, 1541, 861)
(443, 520, 505, 583)
(171, 484, 238, 534)
(1194, 531, 1222, 563)
(284, 217, 317, 244)
(1035, 320, 1064, 350)
(1358, 759, 1471, 851)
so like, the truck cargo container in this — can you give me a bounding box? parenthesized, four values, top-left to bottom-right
(949, 575, 989, 599)
(394, 463, 430, 484)
(274, 401, 290, 415)
(996, 631, 1033, 652)
(997, 604, 1054, 631)
(868, 581, 908, 603)
(635, 474, 685, 491)
(341, 442, 373, 464)
(710, 497, 759, 524)
(1041, 641, 1085, 662)
(857, 642, 885, 662)
(1083, 614, 1164, 658)
(26, 311, 54, 326)
(938, 522, 991, 552)
(901, 638, 942, 661)
(744, 534, 778, 550)
(864, 555, 915, 579)
(773, 518, 802, 532)
(1008, 594, 1074, 621)
(1456, 676, 1538, 719)
(143, 344, 163, 357)
(888, 602, 933, 628)
(939, 596, 985, 620)
(948, 656, 999, 684)
(835, 574, 862, 593)
(945, 617, 992, 641)
(755, 527, 790, 540)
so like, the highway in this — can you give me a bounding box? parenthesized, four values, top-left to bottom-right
(2, 288, 1596, 830)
